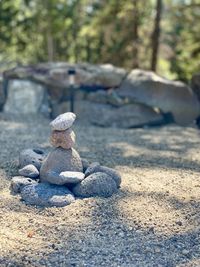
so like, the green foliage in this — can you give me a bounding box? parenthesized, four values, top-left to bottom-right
(0, 0, 199, 80)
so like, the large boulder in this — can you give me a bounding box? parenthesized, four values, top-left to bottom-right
(3, 79, 48, 114)
(40, 147, 83, 184)
(117, 69, 200, 125)
(88, 102, 164, 128)
(0, 76, 5, 111)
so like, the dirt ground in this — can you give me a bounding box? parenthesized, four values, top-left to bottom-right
(0, 113, 199, 267)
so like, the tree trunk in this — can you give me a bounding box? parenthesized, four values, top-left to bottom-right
(151, 0, 162, 72)
(132, 0, 139, 68)
(45, 0, 54, 61)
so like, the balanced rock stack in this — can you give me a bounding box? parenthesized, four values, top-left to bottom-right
(10, 112, 121, 207)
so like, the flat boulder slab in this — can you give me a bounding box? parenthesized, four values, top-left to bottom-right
(85, 163, 121, 188)
(72, 172, 117, 198)
(40, 147, 83, 183)
(117, 69, 200, 125)
(19, 148, 46, 170)
(19, 164, 39, 179)
(89, 102, 164, 128)
(50, 128, 76, 149)
(50, 112, 76, 131)
(21, 183, 75, 207)
(10, 176, 37, 194)
(3, 79, 46, 114)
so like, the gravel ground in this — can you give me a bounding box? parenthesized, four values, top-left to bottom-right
(0, 113, 200, 267)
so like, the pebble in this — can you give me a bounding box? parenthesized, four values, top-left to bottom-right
(19, 164, 39, 178)
(50, 112, 76, 131)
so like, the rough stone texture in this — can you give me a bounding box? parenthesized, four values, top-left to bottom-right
(85, 164, 121, 188)
(72, 172, 118, 198)
(59, 171, 85, 184)
(50, 112, 76, 131)
(21, 183, 75, 207)
(19, 148, 46, 170)
(19, 164, 39, 179)
(40, 147, 83, 183)
(4, 79, 47, 114)
(89, 102, 164, 128)
(10, 176, 37, 194)
(191, 72, 200, 102)
(50, 128, 76, 149)
(117, 69, 200, 125)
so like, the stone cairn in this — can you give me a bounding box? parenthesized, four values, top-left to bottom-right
(10, 112, 121, 207)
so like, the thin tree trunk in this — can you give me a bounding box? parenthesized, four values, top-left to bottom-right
(45, 0, 54, 61)
(132, 0, 139, 68)
(151, 0, 162, 71)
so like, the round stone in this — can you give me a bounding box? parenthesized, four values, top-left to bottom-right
(21, 183, 75, 207)
(72, 172, 117, 198)
(19, 148, 46, 170)
(50, 112, 76, 131)
(10, 176, 37, 194)
(40, 147, 83, 184)
(85, 163, 121, 187)
(19, 164, 39, 179)
(50, 128, 76, 149)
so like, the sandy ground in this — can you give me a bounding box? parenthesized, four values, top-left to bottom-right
(0, 113, 199, 267)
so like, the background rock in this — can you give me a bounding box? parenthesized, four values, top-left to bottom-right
(21, 183, 75, 207)
(4, 79, 48, 114)
(117, 69, 200, 125)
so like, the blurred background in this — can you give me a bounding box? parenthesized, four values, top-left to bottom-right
(0, 0, 200, 81)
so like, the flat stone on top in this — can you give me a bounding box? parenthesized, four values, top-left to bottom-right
(50, 112, 76, 131)
(59, 171, 85, 184)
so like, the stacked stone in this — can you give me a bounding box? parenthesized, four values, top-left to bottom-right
(10, 112, 121, 207)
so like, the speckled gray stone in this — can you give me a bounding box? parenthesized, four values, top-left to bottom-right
(10, 176, 37, 194)
(19, 148, 46, 170)
(85, 163, 121, 187)
(21, 183, 75, 207)
(50, 112, 76, 131)
(19, 164, 39, 178)
(40, 147, 83, 184)
(72, 172, 117, 198)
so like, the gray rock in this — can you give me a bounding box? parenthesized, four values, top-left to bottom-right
(19, 148, 46, 170)
(85, 163, 121, 187)
(84, 162, 100, 176)
(89, 103, 164, 128)
(117, 69, 200, 125)
(10, 176, 37, 194)
(72, 172, 117, 198)
(81, 158, 90, 172)
(50, 112, 76, 131)
(19, 164, 39, 178)
(4, 79, 46, 114)
(59, 171, 85, 184)
(21, 183, 75, 207)
(40, 147, 83, 184)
